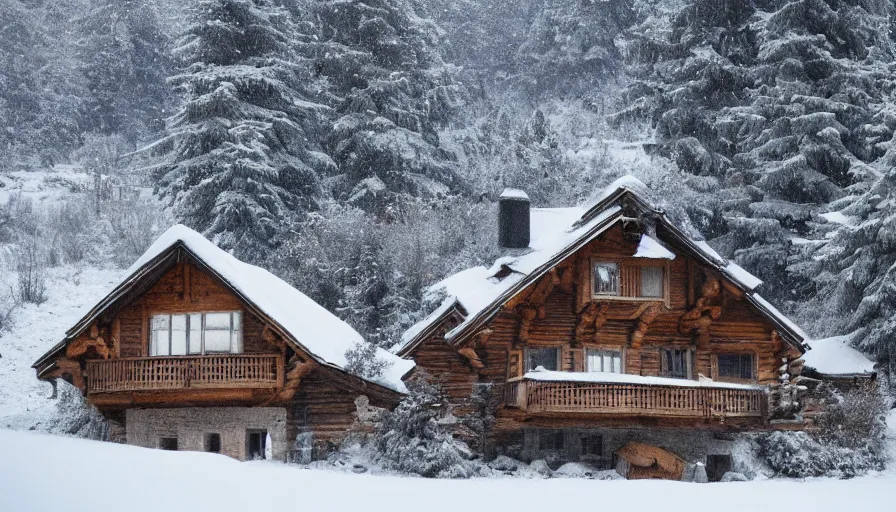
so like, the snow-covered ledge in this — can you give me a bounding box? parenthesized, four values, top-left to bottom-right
(517, 368, 766, 391)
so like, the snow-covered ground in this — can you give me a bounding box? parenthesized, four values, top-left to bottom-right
(0, 425, 894, 512)
(0, 266, 125, 430)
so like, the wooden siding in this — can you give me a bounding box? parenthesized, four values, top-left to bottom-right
(407, 224, 799, 433)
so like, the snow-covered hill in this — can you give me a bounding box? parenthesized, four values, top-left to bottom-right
(0, 266, 125, 430)
(1, 426, 894, 512)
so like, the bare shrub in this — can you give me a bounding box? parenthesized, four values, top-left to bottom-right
(16, 230, 47, 305)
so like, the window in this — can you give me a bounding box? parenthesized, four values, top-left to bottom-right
(539, 430, 564, 450)
(586, 349, 622, 373)
(526, 347, 559, 372)
(640, 266, 664, 298)
(593, 262, 619, 295)
(581, 434, 603, 457)
(246, 430, 268, 460)
(150, 311, 243, 356)
(717, 353, 754, 380)
(159, 437, 178, 451)
(661, 349, 693, 379)
(205, 433, 221, 454)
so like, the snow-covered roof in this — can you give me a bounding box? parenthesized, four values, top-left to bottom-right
(522, 369, 765, 391)
(399, 176, 808, 353)
(803, 334, 876, 376)
(41, 225, 414, 393)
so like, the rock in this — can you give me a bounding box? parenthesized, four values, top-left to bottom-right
(554, 462, 597, 478)
(529, 459, 554, 478)
(454, 440, 475, 460)
(593, 470, 624, 481)
(720, 471, 748, 482)
(488, 455, 522, 472)
(693, 462, 708, 483)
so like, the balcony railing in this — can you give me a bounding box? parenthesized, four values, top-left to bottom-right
(505, 377, 766, 418)
(87, 354, 284, 393)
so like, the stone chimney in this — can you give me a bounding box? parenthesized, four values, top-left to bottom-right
(499, 188, 530, 249)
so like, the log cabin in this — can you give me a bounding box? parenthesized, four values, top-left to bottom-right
(32, 225, 414, 462)
(394, 177, 816, 478)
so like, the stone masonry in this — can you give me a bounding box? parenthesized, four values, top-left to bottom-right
(126, 407, 288, 461)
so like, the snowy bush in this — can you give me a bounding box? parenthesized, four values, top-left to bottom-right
(372, 372, 476, 478)
(757, 383, 888, 478)
(49, 382, 109, 441)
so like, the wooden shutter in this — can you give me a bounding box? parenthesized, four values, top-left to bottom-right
(659, 348, 668, 377)
(507, 349, 524, 379)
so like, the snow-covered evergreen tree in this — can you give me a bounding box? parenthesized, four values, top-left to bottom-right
(313, 0, 466, 210)
(516, 0, 635, 93)
(0, 0, 88, 166)
(613, 0, 896, 302)
(150, 0, 331, 258)
(373, 372, 474, 477)
(76, 0, 174, 141)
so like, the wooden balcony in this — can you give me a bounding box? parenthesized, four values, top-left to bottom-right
(504, 377, 767, 419)
(87, 354, 284, 394)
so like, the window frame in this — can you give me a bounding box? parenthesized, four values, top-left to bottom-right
(660, 347, 695, 380)
(592, 261, 621, 296)
(639, 265, 665, 298)
(149, 310, 243, 356)
(525, 346, 561, 372)
(715, 352, 757, 382)
(590, 257, 670, 303)
(585, 347, 624, 374)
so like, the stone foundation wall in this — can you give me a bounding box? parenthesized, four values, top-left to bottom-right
(126, 407, 288, 461)
(513, 427, 757, 478)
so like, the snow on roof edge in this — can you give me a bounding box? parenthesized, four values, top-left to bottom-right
(75, 224, 413, 393)
(523, 369, 765, 390)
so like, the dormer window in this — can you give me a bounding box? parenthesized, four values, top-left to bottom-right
(150, 311, 243, 356)
(592, 259, 668, 300)
(593, 262, 620, 295)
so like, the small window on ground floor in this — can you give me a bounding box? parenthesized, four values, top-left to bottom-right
(526, 347, 559, 372)
(586, 348, 622, 373)
(580, 434, 603, 457)
(205, 433, 221, 453)
(717, 353, 754, 380)
(159, 437, 178, 451)
(539, 430, 564, 451)
(246, 430, 268, 460)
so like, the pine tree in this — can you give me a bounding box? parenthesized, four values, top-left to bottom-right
(612, 0, 896, 302)
(0, 0, 87, 166)
(516, 0, 635, 94)
(150, 0, 330, 258)
(313, 0, 465, 210)
(76, 0, 174, 141)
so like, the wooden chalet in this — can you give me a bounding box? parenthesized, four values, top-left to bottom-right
(395, 178, 813, 477)
(33, 225, 414, 461)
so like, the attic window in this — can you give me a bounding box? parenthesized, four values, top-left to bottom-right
(593, 262, 620, 295)
(150, 311, 243, 356)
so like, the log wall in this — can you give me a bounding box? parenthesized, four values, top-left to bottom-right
(407, 224, 802, 434)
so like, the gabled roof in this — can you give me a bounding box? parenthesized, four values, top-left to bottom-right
(33, 225, 414, 393)
(399, 176, 808, 354)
